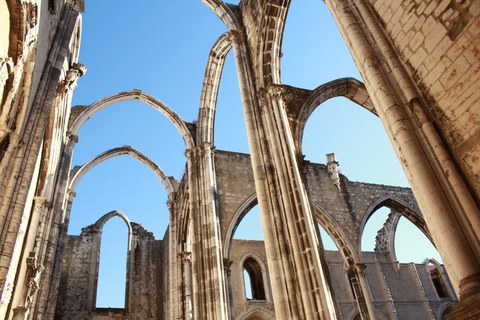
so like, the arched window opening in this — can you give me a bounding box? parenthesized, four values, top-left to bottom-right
(69, 156, 168, 238)
(233, 204, 263, 241)
(303, 98, 408, 187)
(214, 52, 249, 153)
(361, 207, 390, 252)
(394, 216, 442, 263)
(243, 258, 266, 301)
(318, 223, 339, 251)
(426, 261, 450, 299)
(282, 0, 361, 88)
(96, 216, 128, 308)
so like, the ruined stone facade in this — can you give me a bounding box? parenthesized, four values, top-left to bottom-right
(0, 0, 479, 319)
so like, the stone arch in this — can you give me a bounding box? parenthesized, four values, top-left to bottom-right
(69, 89, 194, 150)
(224, 193, 258, 259)
(68, 146, 175, 202)
(197, 32, 232, 145)
(313, 205, 359, 267)
(199, 0, 241, 31)
(424, 258, 455, 300)
(256, 0, 290, 86)
(359, 196, 431, 258)
(90, 209, 133, 250)
(237, 307, 275, 320)
(239, 252, 269, 301)
(295, 78, 374, 153)
(437, 302, 454, 320)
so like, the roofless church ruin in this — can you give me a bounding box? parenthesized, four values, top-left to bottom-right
(0, 0, 479, 319)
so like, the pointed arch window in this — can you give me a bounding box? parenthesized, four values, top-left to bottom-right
(426, 260, 451, 299)
(243, 257, 266, 301)
(95, 216, 129, 308)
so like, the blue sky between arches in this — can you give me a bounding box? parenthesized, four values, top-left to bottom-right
(69, 0, 441, 307)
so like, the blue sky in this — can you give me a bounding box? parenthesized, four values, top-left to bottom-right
(69, 1, 440, 307)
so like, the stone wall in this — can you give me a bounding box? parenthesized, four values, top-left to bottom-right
(229, 239, 455, 319)
(54, 223, 166, 320)
(367, 0, 480, 198)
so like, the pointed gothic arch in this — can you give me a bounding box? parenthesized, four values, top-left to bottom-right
(295, 78, 374, 153)
(69, 90, 194, 149)
(240, 253, 269, 301)
(223, 193, 258, 259)
(359, 196, 432, 258)
(313, 205, 359, 267)
(197, 33, 232, 145)
(199, 0, 241, 31)
(68, 146, 175, 202)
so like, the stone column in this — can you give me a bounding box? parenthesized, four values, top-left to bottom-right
(350, 264, 376, 320)
(324, 0, 480, 304)
(231, 31, 337, 318)
(186, 144, 229, 320)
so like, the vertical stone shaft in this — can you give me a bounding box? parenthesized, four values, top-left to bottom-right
(324, 0, 480, 297)
(186, 145, 229, 320)
(231, 38, 337, 319)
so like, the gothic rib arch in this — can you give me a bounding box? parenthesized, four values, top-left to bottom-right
(294, 77, 374, 154)
(313, 205, 359, 267)
(239, 252, 270, 301)
(359, 195, 432, 259)
(255, 0, 290, 86)
(87, 209, 134, 249)
(199, 0, 242, 31)
(69, 89, 194, 150)
(223, 193, 258, 259)
(68, 146, 175, 202)
(197, 32, 232, 145)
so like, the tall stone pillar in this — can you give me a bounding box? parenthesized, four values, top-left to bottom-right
(186, 144, 229, 320)
(324, 0, 480, 316)
(346, 264, 376, 320)
(231, 29, 337, 317)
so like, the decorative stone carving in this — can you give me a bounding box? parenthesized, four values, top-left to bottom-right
(58, 63, 87, 94)
(24, 252, 44, 308)
(326, 153, 341, 190)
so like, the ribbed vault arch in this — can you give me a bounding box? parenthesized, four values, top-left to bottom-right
(69, 146, 175, 202)
(197, 32, 232, 145)
(69, 89, 194, 149)
(295, 78, 374, 153)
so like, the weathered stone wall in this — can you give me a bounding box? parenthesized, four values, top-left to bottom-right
(229, 239, 455, 319)
(366, 0, 480, 198)
(215, 150, 422, 258)
(54, 226, 166, 320)
(229, 240, 274, 319)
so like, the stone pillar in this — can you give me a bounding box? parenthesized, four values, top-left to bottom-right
(324, 0, 480, 307)
(231, 31, 337, 317)
(186, 144, 229, 320)
(348, 264, 376, 320)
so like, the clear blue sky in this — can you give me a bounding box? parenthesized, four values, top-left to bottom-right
(69, 1, 440, 308)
